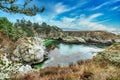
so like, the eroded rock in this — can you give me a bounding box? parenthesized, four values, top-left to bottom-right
(0, 52, 32, 80)
(100, 43, 120, 63)
(11, 37, 48, 64)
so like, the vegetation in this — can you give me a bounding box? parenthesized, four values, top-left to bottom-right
(0, 0, 44, 16)
(10, 57, 120, 80)
(32, 63, 44, 69)
(43, 40, 58, 47)
(14, 19, 35, 37)
(0, 17, 20, 41)
(34, 22, 62, 35)
(100, 42, 120, 64)
(14, 19, 62, 38)
(0, 17, 62, 41)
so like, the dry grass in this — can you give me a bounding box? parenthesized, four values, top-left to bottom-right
(10, 57, 120, 80)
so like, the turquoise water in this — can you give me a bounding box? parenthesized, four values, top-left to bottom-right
(42, 43, 105, 68)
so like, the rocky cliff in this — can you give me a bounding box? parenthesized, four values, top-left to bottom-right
(57, 31, 120, 45)
(0, 32, 33, 79)
(100, 43, 120, 63)
(38, 30, 120, 45)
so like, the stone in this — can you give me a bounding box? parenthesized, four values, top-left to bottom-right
(100, 43, 120, 63)
(11, 37, 48, 64)
(0, 52, 26, 80)
(50, 31, 120, 45)
(18, 65, 32, 74)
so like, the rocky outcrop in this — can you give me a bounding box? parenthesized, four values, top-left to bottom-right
(11, 37, 48, 64)
(100, 43, 120, 63)
(39, 31, 120, 45)
(58, 31, 120, 45)
(0, 52, 32, 80)
(0, 32, 47, 79)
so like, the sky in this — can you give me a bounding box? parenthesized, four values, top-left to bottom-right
(0, 0, 120, 33)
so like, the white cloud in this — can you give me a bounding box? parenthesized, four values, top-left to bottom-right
(54, 1, 88, 15)
(33, 15, 48, 23)
(49, 0, 89, 19)
(87, 13, 103, 20)
(111, 6, 120, 10)
(54, 2, 77, 14)
(62, 17, 75, 23)
(79, 13, 116, 32)
(44, 13, 117, 32)
(25, 13, 117, 33)
(48, 17, 77, 29)
(92, 2, 110, 10)
(54, 3, 68, 14)
(79, 20, 116, 31)
(92, 0, 120, 10)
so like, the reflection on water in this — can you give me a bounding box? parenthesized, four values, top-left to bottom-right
(43, 43, 105, 68)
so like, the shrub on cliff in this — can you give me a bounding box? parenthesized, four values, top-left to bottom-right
(100, 43, 120, 65)
(14, 19, 35, 37)
(0, 17, 20, 41)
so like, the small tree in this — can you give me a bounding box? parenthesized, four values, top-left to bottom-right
(0, 17, 19, 41)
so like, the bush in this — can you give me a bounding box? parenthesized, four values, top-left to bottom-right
(0, 17, 20, 41)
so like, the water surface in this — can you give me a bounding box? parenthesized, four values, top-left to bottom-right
(43, 43, 105, 68)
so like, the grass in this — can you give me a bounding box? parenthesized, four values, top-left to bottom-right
(43, 40, 58, 47)
(100, 43, 120, 64)
(32, 63, 43, 69)
(10, 57, 120, 80)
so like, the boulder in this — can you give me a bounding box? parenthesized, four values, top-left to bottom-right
(0, 52, 32, 80)
(11, 37, 48, 64)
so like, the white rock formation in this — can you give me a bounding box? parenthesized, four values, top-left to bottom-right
(19, 65, 32, 73)
(0, 52, 32, 80)
(11, 37, 48, 64)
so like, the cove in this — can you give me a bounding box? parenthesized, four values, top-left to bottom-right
(41, 43, 105, 68)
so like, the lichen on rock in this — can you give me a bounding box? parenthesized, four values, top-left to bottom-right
(11, 37, 48, 64)
(0, 52, 32, 80)
(100, 43, 120, 63)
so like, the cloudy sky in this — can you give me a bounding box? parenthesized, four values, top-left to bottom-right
(0, 0, 120, 33)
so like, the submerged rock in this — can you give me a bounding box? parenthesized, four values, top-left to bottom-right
(11, 37, 48, 64)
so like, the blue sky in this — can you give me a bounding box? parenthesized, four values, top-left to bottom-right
(0, 0, 120, 33)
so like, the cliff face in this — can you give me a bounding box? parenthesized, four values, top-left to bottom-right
(63, 31, 118, 39)
(38, 31, 120, 45)
(60, 31, 120, 45)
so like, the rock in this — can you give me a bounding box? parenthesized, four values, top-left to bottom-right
(0, 52, 29, 80)
(52, 31, 120, 44)
(63, 37, 78, 43)
(19, 65, 32, 74)
(100, 43, 120, 63)
(11, 37, 48, 64)
(38, 31, 120, 45)
(74, 37, 86, 43)
(114, 39, 120, 43)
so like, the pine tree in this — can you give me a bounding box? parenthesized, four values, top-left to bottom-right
(0, 0, 44, 16)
